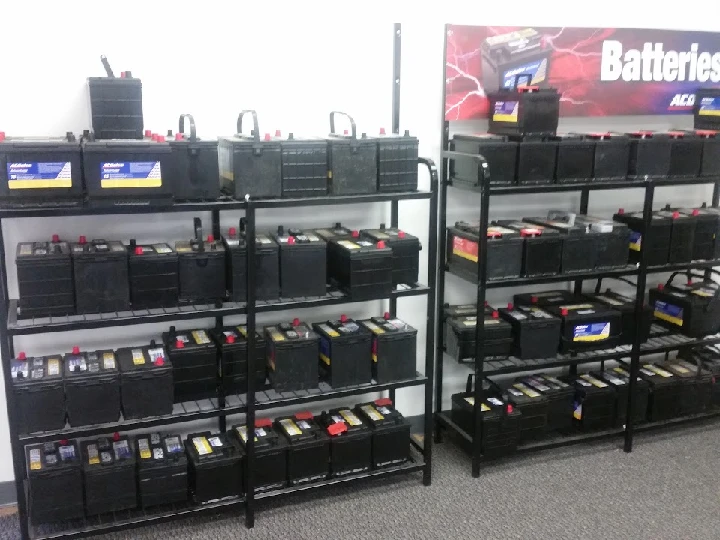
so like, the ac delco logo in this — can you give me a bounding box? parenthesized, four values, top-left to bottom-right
(668, 93, 695, 110)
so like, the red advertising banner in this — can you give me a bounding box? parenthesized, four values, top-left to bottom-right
(445, 25, 720, 120)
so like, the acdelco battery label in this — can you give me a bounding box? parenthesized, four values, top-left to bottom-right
(7, 162, 72, 189)
(501, 59, 548, 88)
(654, 301, 684, 326)
(573, 322, 611, 342)
(100, 162, 162, 189)
(319, 337, 331, 365)
(629, 231, 642, 251)
(452, 235, 478, 262)
(493, 101, 519, 123)
(698, 96, 720, 116)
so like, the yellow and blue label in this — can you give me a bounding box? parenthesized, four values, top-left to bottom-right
(501, 59, 548, 88)
(7, 161, 72, 189)
(629, 231, 642, 252)
(100, 161, 162, 188)
(573, 322, 610, 342)
(654, 301, 684, 326)
(320, 337, 331, 366)
(699, 96, 720, 116)
(493, 100, 519, 123)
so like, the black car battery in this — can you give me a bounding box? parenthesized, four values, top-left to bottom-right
(230, 419, 287, 492)
(128, 241, 178, 309)
(695, 130, 720, 177)
(313, 222, 355, 243)
(613, 209, 671, 266)
(164, 327, 217, 402)
(11, 353, 65, 434)
(512, 136, 557, 184)
(653, 209, 696, 264)
(597, 366, 650, 427)
(265, 319, 319, 391)
(373, 129, 419, 192)
(64, 347, 120, 426)
(554, 134, 594, 183)
(584, 133, 630, 181)
(176, 218, 227, 304)
(136, 433, 188, 508)
(71, 238, 130, 314)
(211, 326, 266, 395)
(583, 290, 652, 345)
(447, 222, 523, 280)
(679, 345, 720, 406)
(626, 131, 672, 179)
(661, 360, 713, 415)
(168, 114, 220, 201)
(572, 215, 630, 270)
(564, 374, 616, 431)
(326, 237, 392, 300)
(117, 342, 173, 418)
(445, 309, 513, 361)
(443, 303, 484, 350)
(522, 374, 575, 433)
(186, 432, 243, 503)
(27, 440, 84, 524)
(273, 227, 327, 298)
(319, 408, 373, 476)
(487, 78, 560, 137)
(88, 70, 143, 140)
(634, 363, 681, 421)
(276, 412, 330, 484)
(83, 137, 173, 206)
(218, 110, 282, 199)
(649, 279, 720, 336)
(665, 130, 703, 177)
(522, 216, 598, 273)
(355, 398, 410, 468)
(514, 289, 580, 308)
(326, 112, 377, 195)
(82, 435, 137, 515)
(360, 314, 417, 383)
(314, 315, 372, 388)
(677, 206, 720, 261)
(481, 28, 551, 90)
(224, 221, 280, 302)
(0, 133, 83, 207)
(361, 224, 421, 286)
(499, 303, 561, 359)
(495, 220, 562, 277)
(280, 133, 328, 197)
(694, 88, 720, 131)
(448, 134, 517, 187)
(547, 303, 622, 353)
(450, 392, 521, 458)
(16, 236, 74, 318)
(496, 380, 549, 441)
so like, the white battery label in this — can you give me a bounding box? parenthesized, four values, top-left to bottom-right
(192, 437, 212, 455)
(68, 355, 86, 372)
(148, 347, 165, 363)
(297, 420, 311, 430)
(153, 243, 173, 254)
(29, 449, 42, 470)
(87, 444, 100, 465)
(138, 438, 151, 459)
(103, 352, 116, 370)
(361, 405, 384, 421)
(47, 358, 60, 376)
(208, 436, 223, 447)
(192, 330, 211, 344)
(113, 440, 131, 459)
(280, 419, 303, 436)
(339, 410, 362, 426)
(153, 448, 164, 460)
(132, 349, 146, 365)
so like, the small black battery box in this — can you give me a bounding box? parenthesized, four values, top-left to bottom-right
(498, 381, 549, 441)
(481, 28, 552, 91)
(82, 435, 137, 515)
(136, 433, 188, 508)
(230, 419, 288, 492)
(447, 222, 524, 280)
(514, 289, 580, 308)
(653, 208, 696, 264)
(450, 392, 520, 458)
(649, 279, 720, 336)
(361, 224, 421, 286)
(11, 352, 65, 434)
(83, 137, 173, 206)
(554, 134, 594, 183)
(88, 73, 143, 140)
(186, 432, 243, 503)
(276, 412, 330, 484)
(168, 114, 220, 201)
(313, 222, 355, 243)
(513, 136, 558, 185)
(449, 134, 517, 187)
(176, 218, 227, 303)
(164, 327, 217, 402)
(522, 374, 574, 433)
(71, 237, 130, 314)
(665, 130, 703, 177)
(565, 374, 616, 431)
(445, 309, 513, 361)
(117, 342, 173, 418)
(360, 314, 417, 383)
(443, 303, 483, 349)
(634, 363, 681, 422)
(584, 133, 630, 181)
(694, 89, 720, 131)
(27, 440, 84, 524)
(373, 128, 419, 192)
(583, 290, 652, 345)
(16, 236, 74, 318)
(320, 408, 373, 476)
(572, 215, 630, 270)
(547, 302, 622, 353)
(661, 360, 712, 415)
(678, 206, 720, 261)
(326, 237, 393, 300)
(224, 221, 280, 302)
(327, 112, 377, 195)
(280, 133, 328, 198)
(266, 319, 319, 392)
(679, 345, 720, 406)
(487, 79, 560, 137)
(314, 315, 372, 388)
(128, 241, 178, 309)
(522, 216, 598, 273)
(0, 133, 83, 207)
(613, 209, 671, 266)
(273, 227, 327, 298)
(355, 398, 411, 468)
(695, 130, 720, 177)
(495, 220, 562, 277)
(218, 110, 282, 199)
(597, 366, 650, 427)
(64, 347, 120, 427)
(499, 303, 560, 359)
(626, 131, 671, 179)
(211, 325, 266, 395)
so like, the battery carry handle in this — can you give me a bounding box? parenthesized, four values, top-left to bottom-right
(236, 110, 260, 141)
(329, 111, 357, 140)
(193, 217, 205, 253)
(178, 114, 197, 142)
(100, 55, 114, 78)
(239, 217, 247, 235)
(511, 74, 533, 90)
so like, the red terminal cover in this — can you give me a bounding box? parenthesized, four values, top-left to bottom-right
(379, 127, 386, 135)
(52, 234, 60, 243)
(175, 339, 185, 349)
(340, 314, 348, 323)
(695, 130, 718, 137)
(292, 317, 300, 326)
(492, 310, 499, 319)
(560, 308, 569, 316)
(154, 357, 165, 366)
(374, 397, 393, 407)
(517, 86, 539, 93)
(383, 312, 390, 320)
(229, 227, 237, 237)
(377, 240, 386, 249)
(275, 130, 281, 137)
(134, 246, 143, 255)
(264, 133, 271, 141)
(207, 235, 215, 243)
(79, 235, 87, 244)
(398, 231, 406, 238)
(255, 418, 272, 428)
(507, 302, 513, 310)
(60, 439, 69, 446)
(113, 432, 120, 441)
(226, 334, 236, 344)
(175, 133, 184, 141)
(327, 422, 348, 436)
(692, 209, 700, 216)
(507, 404, 514, 413)
(658, 283, 665, 290)
(144, 129, 152, 137)
(287, 236, 296, 245)
(156, 135, 165, 143)
(0, 132, 5, 142)
(667, 131, 685, 138)
(72, 346, 80, 354)
(351, 230, 360, 238)
(617, 208, 625, 215)
(487, 231, 502, 238)
(294, 411, 313, 421)
(672, 211, 680, 219)
(530, 296, 538, 304)
(17, 352, 26, 361)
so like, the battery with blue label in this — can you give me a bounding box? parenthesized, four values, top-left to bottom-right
(694, 88, 720, 131)
(612, 209, 672, 267)
(481, 28, 551, 92)
(648, 279, 720, 337)
(694, 130, 720, 177)
(546, 303, 622, 353)
(487, 74, 559, 137)
(313, 315, 372, 388)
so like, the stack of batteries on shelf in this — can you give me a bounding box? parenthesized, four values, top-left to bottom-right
(15, 220, 421, 318)
(26, 399, 411, 525)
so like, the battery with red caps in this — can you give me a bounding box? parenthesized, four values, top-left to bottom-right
(325, 235, 393, 300)
(354, 399, 411, 468)
(312, 315, 372, 388)
(11, 353, 66, 434)
(359, 314, 417, 383)
(265, 320, 320, 392)
(319, 407, 372, 476)
(272, 226, 327, 298)
(127, 241, 179, 309)
(360, 224, 422, 286)
(116, 342, 173, 419)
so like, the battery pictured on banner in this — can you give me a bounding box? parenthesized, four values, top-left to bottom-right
(694, 89, 720, 131)
(481, 28, 551, 91)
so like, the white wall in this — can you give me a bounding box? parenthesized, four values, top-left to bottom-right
(0, 0, 717, 482)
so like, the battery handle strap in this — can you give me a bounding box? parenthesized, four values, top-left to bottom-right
(178, 114, 197, 142)
(329, 111, 358, 141)
(511, 73, 533, 90)
(193, 217, 205, 253)
(237, 110, 263, 155)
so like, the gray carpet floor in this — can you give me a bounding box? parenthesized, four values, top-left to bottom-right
(2, 421, 719, 539)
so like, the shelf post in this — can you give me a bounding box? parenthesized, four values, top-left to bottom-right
(392, 23, 401, 136)
(245, 199, 257, 528)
